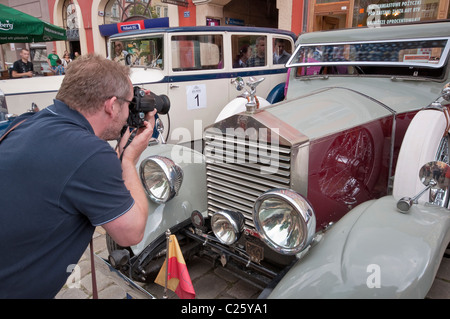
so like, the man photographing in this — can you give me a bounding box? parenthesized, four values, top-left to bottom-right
(0, 54, 156, 298)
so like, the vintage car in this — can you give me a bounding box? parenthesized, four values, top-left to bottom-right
(107, 22, 450, 298)
(106, 20, 450, 299)
(0, 26, 295, 145)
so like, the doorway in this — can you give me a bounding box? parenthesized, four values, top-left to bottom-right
(313, 14, 346, 31)
(69, 41, 81, 59)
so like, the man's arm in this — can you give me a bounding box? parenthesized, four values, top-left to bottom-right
(102, 119, 155, 247)
(13, 71, 33, 78)
(11, 64, 33, 78)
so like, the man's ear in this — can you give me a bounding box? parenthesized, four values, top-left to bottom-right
(104, 97, 116, 117)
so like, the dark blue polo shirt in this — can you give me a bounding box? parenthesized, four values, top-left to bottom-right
(0, 100, 135, 298)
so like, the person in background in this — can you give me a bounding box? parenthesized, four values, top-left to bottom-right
(273, 38, 291, 64)
(113, 42, 128, 65)
(11, 48, 33, 78)
(233, 45, 252, 68)
(248, 37, 266, 67)
(52, 59, 65, 75)
(47, 48, 60, 71)
(62, 53, 72, 68)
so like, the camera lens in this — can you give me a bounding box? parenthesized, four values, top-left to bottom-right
(138, 91, 170, 115)
(127, 86, 171, 128)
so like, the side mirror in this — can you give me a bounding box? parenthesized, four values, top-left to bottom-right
(397, 161, 450, 213)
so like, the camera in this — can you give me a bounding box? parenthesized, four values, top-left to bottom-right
(127, 86, 170, 128)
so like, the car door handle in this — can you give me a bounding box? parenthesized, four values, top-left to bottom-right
(170, 84, 179, 89)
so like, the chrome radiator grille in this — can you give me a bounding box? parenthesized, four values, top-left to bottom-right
(205, 131, 292, 229)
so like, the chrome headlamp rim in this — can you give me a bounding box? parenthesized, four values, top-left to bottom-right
(211, 210, 245, 245)
(139, 155, 183, 204)
(253, 188, 316, 255)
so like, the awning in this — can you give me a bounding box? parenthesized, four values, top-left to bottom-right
(0, 4, 66, 44)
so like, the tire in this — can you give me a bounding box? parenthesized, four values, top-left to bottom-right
(393, 109, 449, 204)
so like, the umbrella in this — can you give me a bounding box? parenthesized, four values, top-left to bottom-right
(0, 4, 66, 44)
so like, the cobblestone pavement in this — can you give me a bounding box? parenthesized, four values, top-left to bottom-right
(56, 228, 450, 299)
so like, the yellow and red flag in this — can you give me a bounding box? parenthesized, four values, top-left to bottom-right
(154, 234, 195, 299)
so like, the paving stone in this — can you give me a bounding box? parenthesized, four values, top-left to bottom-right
(426, 278, 450, 299)
(226, 280, 261, 299)
(98, 284, 129, 299)
(435, 257, 450, 281)
(194, 273, 228, 299)
(213, 266, 239, 284)
(55, 287, 89, 299)
(187, 256, 214, 281)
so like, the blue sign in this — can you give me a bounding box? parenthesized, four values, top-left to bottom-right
(99, 17, 169, 37)
(120, 23, 142, 32)
(225, 17, 245, 26)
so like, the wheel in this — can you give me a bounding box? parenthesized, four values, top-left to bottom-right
(393, 109, 449, 204)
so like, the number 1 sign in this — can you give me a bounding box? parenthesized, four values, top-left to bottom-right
(186, 84, 207, 110)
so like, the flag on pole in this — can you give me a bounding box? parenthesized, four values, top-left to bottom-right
(154, 234, 195, 299)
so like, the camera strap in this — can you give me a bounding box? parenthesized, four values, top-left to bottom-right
(118, 127, 137, 162)
(0, 119, 27, 144)
(90, 238, 98, 299)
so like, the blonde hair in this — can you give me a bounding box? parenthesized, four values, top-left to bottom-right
(56, 54, 131, 115)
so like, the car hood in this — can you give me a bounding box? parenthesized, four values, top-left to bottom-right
(208, 83, 399, 146)
(270, 78, 441, 140)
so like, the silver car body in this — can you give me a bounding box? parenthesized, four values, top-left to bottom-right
(121, 22, 450, 298)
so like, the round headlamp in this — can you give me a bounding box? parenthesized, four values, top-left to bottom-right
(211, 210, 245, 245)
(139, 156, 183, 204)
(253, 189, 316, 255)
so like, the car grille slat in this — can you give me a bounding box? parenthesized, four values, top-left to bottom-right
(205, 143, 291, 162)
(206, 177, 262, 197)
(207, 183, 260, 202)
(205, 131, 292, 229)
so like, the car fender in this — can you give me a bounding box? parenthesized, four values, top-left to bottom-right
(393, 109, 448, 203)
(266, 82, 286, 104)
(268, 195, 450, 299)
(130, 143, 207, 255)
(215, 96, 270, 123)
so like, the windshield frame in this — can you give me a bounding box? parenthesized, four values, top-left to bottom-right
(287, 36, 450, 70)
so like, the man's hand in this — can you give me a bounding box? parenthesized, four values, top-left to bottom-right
(118, 108, 157, 165)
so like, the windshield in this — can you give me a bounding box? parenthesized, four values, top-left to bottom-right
(288, 37, 450, 78)
(111, 36, 164, 69)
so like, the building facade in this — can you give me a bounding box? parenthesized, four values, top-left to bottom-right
(0, 0, 448, 68)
